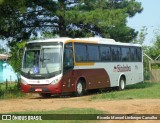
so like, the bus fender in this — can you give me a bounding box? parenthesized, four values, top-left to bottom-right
(74, 76, 86, 91)
(117, 73, 126, 86)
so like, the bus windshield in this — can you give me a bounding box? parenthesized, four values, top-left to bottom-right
(21, 44, 62, 79)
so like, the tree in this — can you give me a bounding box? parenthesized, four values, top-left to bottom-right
(132, 26, 148, 45)
(0, 47, 6, 53)
(9, 41, 26, 72)
(143, 31, 160, 80)
(146, 34, 160, 60)
(64, 0, 143, 42)
(0, 0, 4, 4)
(0, 0, 26, 41)
(0, 0, 143, 43)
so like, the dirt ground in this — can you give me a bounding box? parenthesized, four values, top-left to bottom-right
(0, 94, 160, 123)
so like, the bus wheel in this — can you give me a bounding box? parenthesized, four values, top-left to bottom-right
(39, 93, 51, 98)
(118, 77, 126, 90)
(75, 80, 85, 97)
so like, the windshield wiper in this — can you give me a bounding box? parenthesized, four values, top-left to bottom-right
(45, 65, 49, 74)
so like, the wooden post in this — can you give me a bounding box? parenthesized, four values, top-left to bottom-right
(6, 79, 8, 90)
(148, 61, 152, 82)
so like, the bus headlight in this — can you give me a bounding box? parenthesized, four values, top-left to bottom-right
(51, 78, 61, 85)
(21, 78, 28, 85)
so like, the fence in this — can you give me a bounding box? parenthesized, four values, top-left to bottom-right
(0, 77, 21, 98)
(149, 61, 160, 82)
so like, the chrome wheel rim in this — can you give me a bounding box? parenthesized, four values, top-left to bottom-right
(121, 79, 125, 90)
(77, 82, 83, 94)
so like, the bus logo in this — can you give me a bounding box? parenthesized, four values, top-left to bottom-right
(114, 65, 131, 72)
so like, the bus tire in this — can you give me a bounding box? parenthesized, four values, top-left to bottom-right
(39, 93, 51, 98)
(118, 76, 126, 90)
(75, 80, 85, 97)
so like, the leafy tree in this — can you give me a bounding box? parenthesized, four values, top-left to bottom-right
(132, 27, 148, 45)
(0, 0, 25, 41)
(146, 32, 160, 60)
(9, 41, 26, 72)
(64, 0, 143, 42)
(0, 47, 6, 53)
(0, 41, 6, 53)
(0, 0, 143, 43)
(0, 0, 4, 4)
(143, 31, 160, 80)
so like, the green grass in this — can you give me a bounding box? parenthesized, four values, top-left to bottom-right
(92, 82, 160, 100)
(12, 107, 106, 114)
(0, 82, 27, 99)
(1, 81, 160, 100)
(1, 108, 105, 123)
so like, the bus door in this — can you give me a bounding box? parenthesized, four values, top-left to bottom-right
(61, 43, 75, 93)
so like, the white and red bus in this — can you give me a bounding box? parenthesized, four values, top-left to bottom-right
(21, 37, 143, 97)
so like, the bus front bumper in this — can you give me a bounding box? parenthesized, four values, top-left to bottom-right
(21, 82, 62, 94)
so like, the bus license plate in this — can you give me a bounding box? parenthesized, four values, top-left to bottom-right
(35, 88, 42, 92)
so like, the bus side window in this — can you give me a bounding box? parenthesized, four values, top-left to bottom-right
(137, 48, 142, 62)
(134, 48, 137, 61)
(100, 46, 111, 61)
(131, 47, 142, 62)
(130, 48, 135, 61)
(88, 45, 100, 61)
(64, 43, 74, 68)
(100, 46, 107, 61)
(75, 44, 87, 62)
(111, 47, 121, 61)
(121, 47, 130, 62)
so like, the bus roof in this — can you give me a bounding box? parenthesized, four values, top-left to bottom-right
(27, 37, 141, 47)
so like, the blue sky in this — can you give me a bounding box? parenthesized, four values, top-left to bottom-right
(127, 0, 160, 46)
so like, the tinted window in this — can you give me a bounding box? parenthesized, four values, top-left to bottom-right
(64, 43, 74, 67)
(88, 45, 100, 61)
(111, 46, 121, 61)
(130, 47, 142, 62)
(130, 48, 136, 61)
(100, 46, 111, 61)
(75, 44, 87, 62)
(121, 47, 130, 62)
(136, 48, 142, 62)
